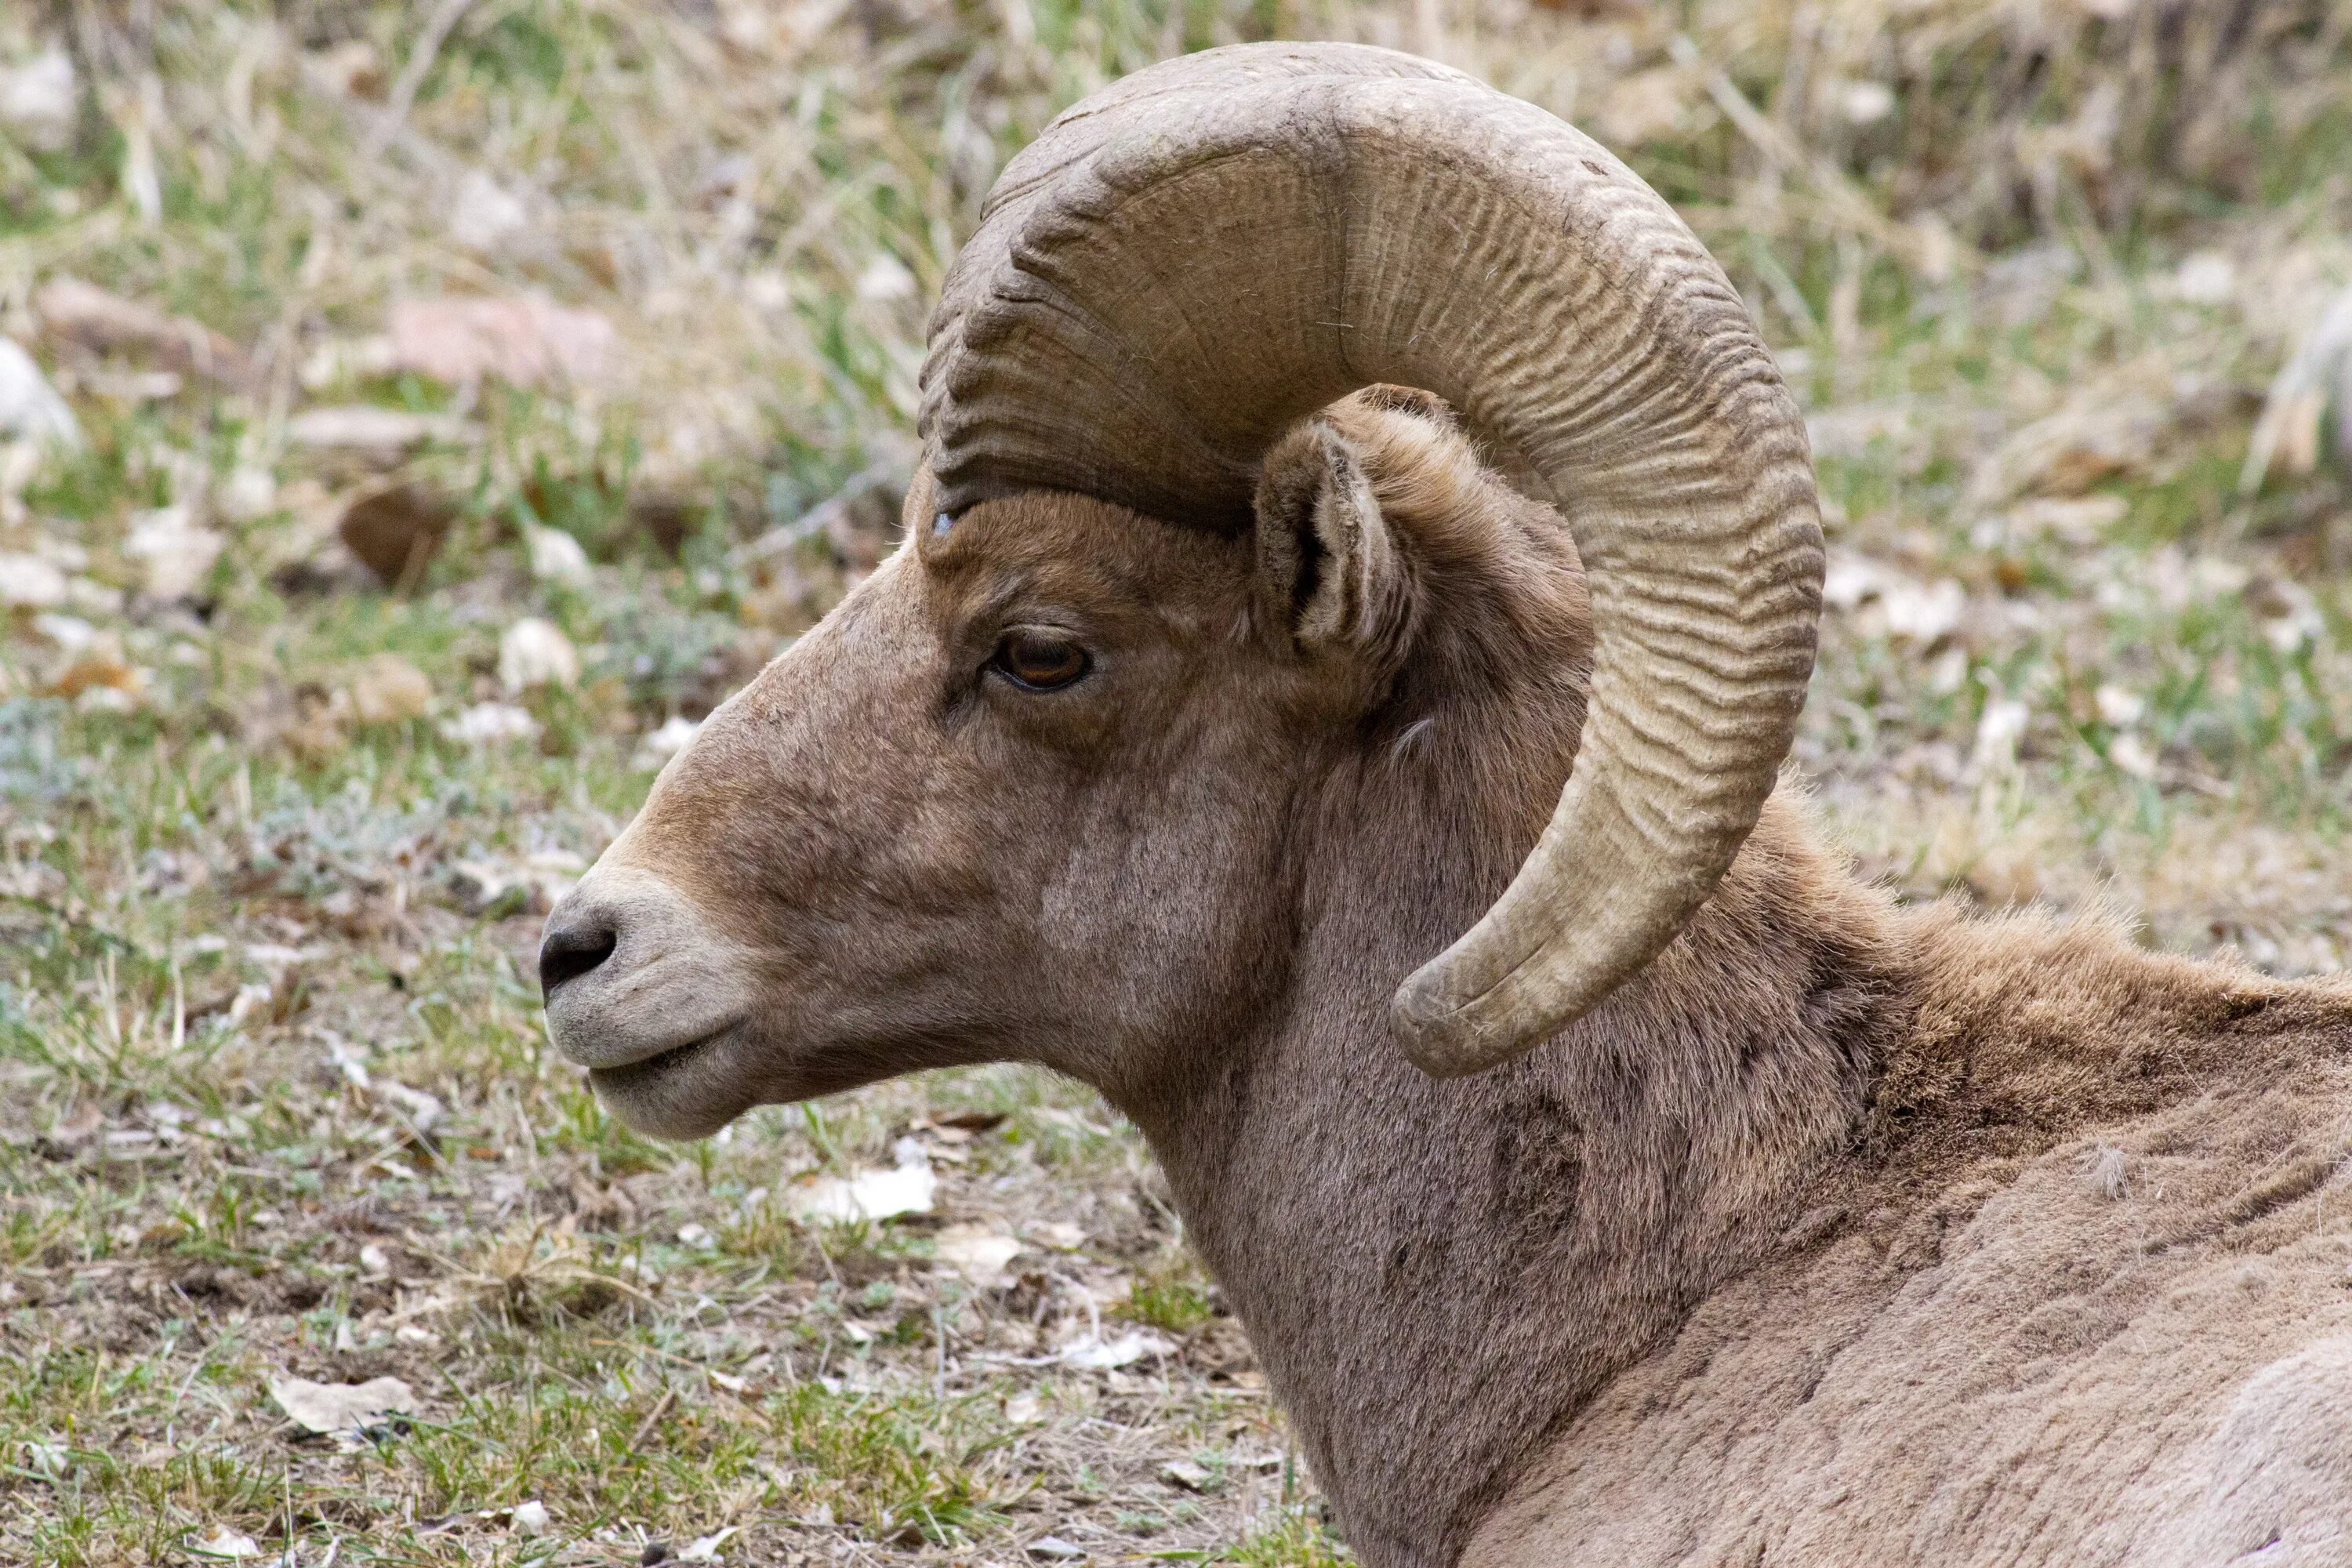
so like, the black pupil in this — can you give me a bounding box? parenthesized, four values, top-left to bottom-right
(1001, 633, 1084, 688)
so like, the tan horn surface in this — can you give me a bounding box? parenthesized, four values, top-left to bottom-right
(920, 42, 1823, 1076)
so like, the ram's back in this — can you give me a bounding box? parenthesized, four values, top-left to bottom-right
(1473, 909, 2352, 1567)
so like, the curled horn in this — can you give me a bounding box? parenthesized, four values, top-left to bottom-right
(920, 43, 1823, 1076)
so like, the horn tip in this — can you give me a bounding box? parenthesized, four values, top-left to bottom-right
(1389, 967, 1523, 1080)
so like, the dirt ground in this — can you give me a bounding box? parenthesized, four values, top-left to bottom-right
(5, 1, 2352, 1564)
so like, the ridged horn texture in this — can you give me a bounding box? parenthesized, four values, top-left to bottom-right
(920, 42, 1824, 1078)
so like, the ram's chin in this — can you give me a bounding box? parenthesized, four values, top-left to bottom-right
(586, 1033, 757, 1141)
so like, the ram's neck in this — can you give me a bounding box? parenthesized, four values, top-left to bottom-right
(1111, 786, 1907, 1568)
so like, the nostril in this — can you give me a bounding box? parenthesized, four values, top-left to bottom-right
(539, 920, 619, 997)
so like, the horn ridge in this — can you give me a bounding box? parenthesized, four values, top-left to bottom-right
(919, 43, 1825, 1075)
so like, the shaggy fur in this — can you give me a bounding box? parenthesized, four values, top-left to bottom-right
(543, 392, 2352, 1568)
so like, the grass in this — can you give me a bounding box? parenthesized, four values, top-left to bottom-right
(3, 0, 2351, 1563)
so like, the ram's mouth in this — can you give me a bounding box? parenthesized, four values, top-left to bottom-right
(586, 1031, 720, 1094)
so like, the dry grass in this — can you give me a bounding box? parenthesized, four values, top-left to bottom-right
(3, 0, 2351, 1563)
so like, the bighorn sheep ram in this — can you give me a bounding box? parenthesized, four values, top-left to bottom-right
(540, 43, 2352, 1568)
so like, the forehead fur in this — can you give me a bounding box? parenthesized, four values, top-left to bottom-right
(916, 488, 1258, 641)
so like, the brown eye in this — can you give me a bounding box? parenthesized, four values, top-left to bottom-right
(990, 629, 1091, 691)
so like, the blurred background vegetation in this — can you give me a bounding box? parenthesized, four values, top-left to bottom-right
(3, 1, 2351, 1564)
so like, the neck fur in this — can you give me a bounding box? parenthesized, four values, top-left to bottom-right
(1107, 684, 1908, 1566)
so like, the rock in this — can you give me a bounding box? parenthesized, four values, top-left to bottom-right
(216, 466, 277, 521)
(0, 48, 76, 154)
(510, 1500, 550, 1536)
(0, 551, 69, 609)
(34, 277, 258, 390)
(1025, 1537, 1085, 1560)
(854, 253, 917, 303)
(498, 617, 579, 694)
(448, 169, 530, 255)
(122, 505, 224, 600)
(1835, 78, 1896, 126)
(337, 483, 455, 586)
(2172, 252, 2237, 307)
(347, 654, 434, 725)
(389, 294, 615, 390)
(524, 524, 592, 586)
(0, 339, 79, 447)
(440, 701, 539, 746)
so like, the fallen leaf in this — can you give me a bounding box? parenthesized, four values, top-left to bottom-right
(123, 505, 224, 600)
(1820, 550, 1886, 612)
(0, 551, 70, 608)
(287, 406, 461, 463)
(2171, 251, 2236, 307)
(268, 1374, 416, 1443)
(42, 632, 144, 707)
(2007, 495, 2125, 543)
(2243, 285, 2352, 492)
(1026, 1536, 1085, 1561)
(933, 1224, 1023, 1284)
(187, 1527, 261, 1560)
(299, 335, 399, 391)
(785, 1159, 936, 1224)
(1057, 1330, 1174, 1371)
(1031, 1220, 1086, 1252)
(0, 339, 80, 447)
(510, 1499, 550, 1536)
(441, 702, 540, 746)
(448, 170, 532, 255)
(1878, 578, 1966, 647)
(1160, 1459, 1214, 1493)
(217, 466, 277, 521)
(389, 295, 615, 390)
(499, 617, 579, 693)
(302, 41, 383, 100)
(678, 1526, 738, 1562)
(1969, 699, 2031, 780)
(0, 49, 77, 153)
(337, 483, 455, 586)
(2108, 731, 2160, 780)
(630, 488, 702, 556)
(2094, 686, 2145, 728)
(1970, 392, 2168, 505)
(35, 277, 258, 389)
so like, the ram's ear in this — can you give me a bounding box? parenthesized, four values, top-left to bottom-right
(1253, 417, 1417, 665)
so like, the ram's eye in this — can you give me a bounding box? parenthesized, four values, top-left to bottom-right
(989, 629, 1091, 691)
